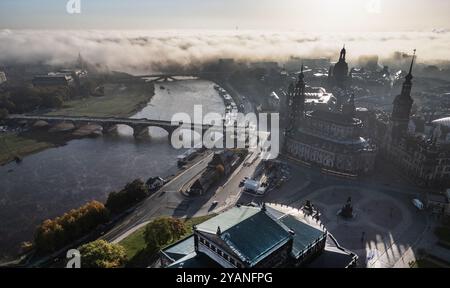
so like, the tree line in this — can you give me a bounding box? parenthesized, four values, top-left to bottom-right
(0, 78, 101, 119)
(33, 179, 150, 254)
(32, 177, 194, 268)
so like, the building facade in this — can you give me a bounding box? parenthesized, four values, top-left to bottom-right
(284, 65, 376, 176)
(378, 51, 450, 188)
(161, 203, 358, 268)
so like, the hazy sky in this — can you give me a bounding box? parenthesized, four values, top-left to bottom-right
(1, 0, 449, 31)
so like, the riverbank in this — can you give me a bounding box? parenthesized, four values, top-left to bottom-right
(0, 78, 225, 262)
(0, 81, 155, 166)
(0, 133, 54, 166)
(46, 82, 155, 118)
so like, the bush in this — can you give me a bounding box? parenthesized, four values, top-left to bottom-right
(105, 179, 148, 214)
(79, 240, 126, 268)
(34, 201, 110, 253)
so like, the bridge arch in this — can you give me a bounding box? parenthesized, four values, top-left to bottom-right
(131, 124, 178, 140)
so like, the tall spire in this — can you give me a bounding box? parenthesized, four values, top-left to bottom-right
(292, 63, 306, 124)
(391, 49, 416, 136)
(340, 44, 346, 61)
(297, 63, 305, 89)
(77, 52, 85, 70)
(299, 63, 304, 81)
(405, 49, 416, 82)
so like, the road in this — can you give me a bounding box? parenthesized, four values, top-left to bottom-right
(101, 80, 260, 244)
(102, 152, 214, 243)
(102, 150, 262, 244)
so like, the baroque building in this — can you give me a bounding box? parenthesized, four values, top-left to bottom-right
(160, 203, 357, 268)
(284, 65, 376, 176)
(378, 51, 450, 188)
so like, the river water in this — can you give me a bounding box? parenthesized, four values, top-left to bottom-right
(0, 79, 225, 260)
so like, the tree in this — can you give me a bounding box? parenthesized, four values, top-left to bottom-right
(0, 92, 15, 113)
(105, 179, 148, 214)
(79, 240, 126, 268)
(40, 93, 63, 109)
(34, 201, 110, 253)
(9, 87, 42, 113)
(144, 217, 187, 252)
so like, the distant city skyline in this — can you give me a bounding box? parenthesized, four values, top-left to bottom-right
(1, 0, 450, 32)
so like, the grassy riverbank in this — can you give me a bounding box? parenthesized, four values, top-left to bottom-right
(0, 82, 155, 166)
(46, 82, 155, 118)
(0, 133, 54, 166)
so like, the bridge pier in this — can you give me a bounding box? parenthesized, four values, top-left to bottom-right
(166, 127, 179, 143)
(132, 125, 149, 138)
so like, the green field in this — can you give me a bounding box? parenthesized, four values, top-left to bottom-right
(46, 83, 154, 118)
(0, 133, 53, 166)
(120, 215, 216, 264)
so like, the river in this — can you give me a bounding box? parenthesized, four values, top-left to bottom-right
(0, 79, 225, 260)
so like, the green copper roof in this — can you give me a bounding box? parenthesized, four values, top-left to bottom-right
(197, 206, 292, 266)
(221, 210, 291, 265)
(280, 215, 325, 257)
(196, 206, 261, 234)
(162, 235, 195, 262)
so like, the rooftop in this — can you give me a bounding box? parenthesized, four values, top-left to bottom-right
(197, 204, 327, 266)
(307, 235, 357, 268)
(161, 235, 195, 263)
(162, 204, 356, 268)
(196, 205, 292, 265)
(167, 251, 222, 268)
(308, 110, 362, 126)
(196, 205, 261, 234)
(279, 214, 324, 257)
(291, 130, 374, 153)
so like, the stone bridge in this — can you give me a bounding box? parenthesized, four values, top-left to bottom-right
(7, 114, 216, 138)
(138, 72, 220, 82)
(7, 115, 252, 147)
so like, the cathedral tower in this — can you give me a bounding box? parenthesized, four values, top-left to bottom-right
(391, 50, 416, 140)
(286, 65, 306, 132)
(333, 45, 349, 88)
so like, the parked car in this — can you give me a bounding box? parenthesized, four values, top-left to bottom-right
(412, 199, 424, 210)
